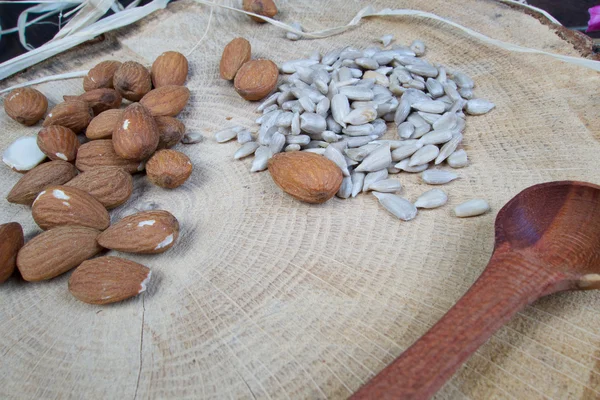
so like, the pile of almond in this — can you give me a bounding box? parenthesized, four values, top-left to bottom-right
(0, 51, 194, 304)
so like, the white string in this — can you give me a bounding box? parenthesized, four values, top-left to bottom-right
(0, 70, 88, 94)
(186, 0, 214, 56)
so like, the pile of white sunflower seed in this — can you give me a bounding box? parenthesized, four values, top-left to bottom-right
(216, 38, 493, 220)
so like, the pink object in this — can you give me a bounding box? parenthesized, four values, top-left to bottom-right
(587, 5, 600, 32)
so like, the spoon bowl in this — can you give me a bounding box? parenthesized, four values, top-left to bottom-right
(353, 181, 600, 399)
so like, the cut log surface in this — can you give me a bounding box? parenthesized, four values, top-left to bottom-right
(1, 0, 599, 398)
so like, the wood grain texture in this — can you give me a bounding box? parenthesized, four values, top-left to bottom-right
(0, 0, 599, 399)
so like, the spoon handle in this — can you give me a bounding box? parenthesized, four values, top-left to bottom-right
(351, 254, 566, 400)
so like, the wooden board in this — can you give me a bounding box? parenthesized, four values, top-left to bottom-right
(1, 0, 599, 398)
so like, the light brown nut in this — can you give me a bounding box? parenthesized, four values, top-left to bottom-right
(7, 160, 78, 205)
(32, 185, 110, 231)
(146, 149, 192, 189)
(97, 210, 179, 254)
(64, 88, 122, 115)
(37, 125, 80, 162)
(83, 60, 121, 91)
(139, 86, 190, 117)
(242, 0, 277, 22)
(17, 226, 103, 282)
(0, 223, 24, 283)
(43, 100, 93, 133)
(151, 51, 189, 87)
(3, 87, 48, 126)
(65, 167, 133, 209)
(233, 59, 278, 101)
(220, 37, 252, 80)
(86, 109, 124, 140)
(113, 61, 152, 101)
(268, 152, 343, 204)
(155, 116, 186, 149)
(113, 103, 159, 161)
(69, 256, 151, 305)
(76, 139, 144, 174)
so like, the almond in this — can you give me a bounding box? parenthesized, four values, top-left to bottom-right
(234, 59, 278, 101)
(220, 37, 252, 80)
(7, 160, 78, 205)
(146, 149, 192, 189)
(65, 167, 132, 209)
(113, 61, 152, 101)
(36, 125, 80, 162)
(83, 60, 121, 91)
(3, 87, 48, 126)
(98, 210, 179, 254)
(32, 185, 110, 231)
(69, 256, 151, 305)
(17, 226, 103, 281)
(43, 100, 93, 133)
(242, 0, 277, 22)
(139, 86, 190, 117)
(0, 223, 24, 283)
(268, 152, 343, 204)
(86, 109, 124, 140)
(113, 103, 159, 161)
(64, 88, 122, 115)
(151, 51, 189, 87)
(76, 139, 144, 173)
(155, 116, 186, 149)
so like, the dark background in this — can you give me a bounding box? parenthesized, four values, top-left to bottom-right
(0, 0, 598, 64)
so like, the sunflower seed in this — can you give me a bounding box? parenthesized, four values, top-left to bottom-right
(322, 130, 341, 143)
(395, 159, 429, 172)
(397, 121, 415, 139)
(436, 66, 447, 84)
(449, 98, 467, 114)
(405, 64, 438, 78)
(298, 96, 316, 113)
(414, 189, 448, 209)
(412, 100, 446, 114)
(277, 90, 295, 106)
(276, 112, 294, 127)
(373, 192, 417, 221)
(363, 169, 388, 192)
(286, 134, 310, 145)
(344, 107, 377, 125)
(300, 113, 327, 134)
(432, 112, 458, 131)
(369, 179, 402, 193)
(281, 58, 318, 74)
(340, 47, 363, 60)
(454, 199, 489, 217)
(417, 111, 442, 124)
(343, 124, 374, 136)
(371, 119, 388, 137)
(326, 115, 342, 133)
(316, 97, 330, 116)
(269, 132, 286, 153)
(331, 94, 350, 128)
(422, 169, 459, 185)
(465, 99, 495, 115)
(407, 113, 431, 138)
(344, 144, 379, 161)
(335, 176, 352, 199)
(286, 22, 304, 41)
(418, 129, 454, 146)
(452, 71, 474, 89)
(458, 87, 474, 100)
(375, 66, 393, 76)
(215, 127, 241, 143)
(351, 101, 378, 110)
(447, 149, 468, 168)
(443, 82, 461, 102)
(405, 79, 426, 90)
(291, 112, 301, 135)
(394, 98, 411, 125)
(410, 40, 426, 56)
(391, 141, 423, 161)
(302, 148, 326, 155)
(234, 142, 260, 159)
(363, 71, 389, 87)
(425, 78, 444, 98)
(351, 171, 365, 197)
(347, 135, 378, 148)
(323, 145, 350, 176)
(251, 146, 273, 172)
(256, 92, 280, 112)
(349, 68, 363, 78)
(409, 144, 439, 166)
(282, 100, 301, 112)
(339, 86, 374, 101)
(356, 143, 391, 172)
(285, 144, 301, 152)
(322, 50, 340, 66)
(181, 131, 204, 144)
(435, 133, 462, 164)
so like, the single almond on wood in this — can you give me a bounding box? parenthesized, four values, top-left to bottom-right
(234, 59, 278, 101)
(32, 185, 110, 231)
(17, 226, 103, 282)
(83, 60, 121, 91)
(113, 103, 159, 160)
(7, 160, 78, 205)
(0, 223, 24, 283)
(151, 51, 189, 87)
(155, 116, 186, 149)
(268, 152, 343, 204)
(69, 256, 151, 305)
(65, 167, 132, 209)
(76, 139, 144, 173)
(43, 100, 93, 133)
(37, 125, 80, 162)
(3, 87, 48, 126)
(98, 210, 179, 254)
(242, 0, 277, 22)
(113, 61, 152, 101)
(64, 88, 122, 115)
(86, 109, 124, 140)
(146, 149, 192, 189)
(220, 37, 252, 80)
(139, 86, 190, 117)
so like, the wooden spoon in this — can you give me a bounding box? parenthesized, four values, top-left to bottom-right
(352, 181, 600, 400)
